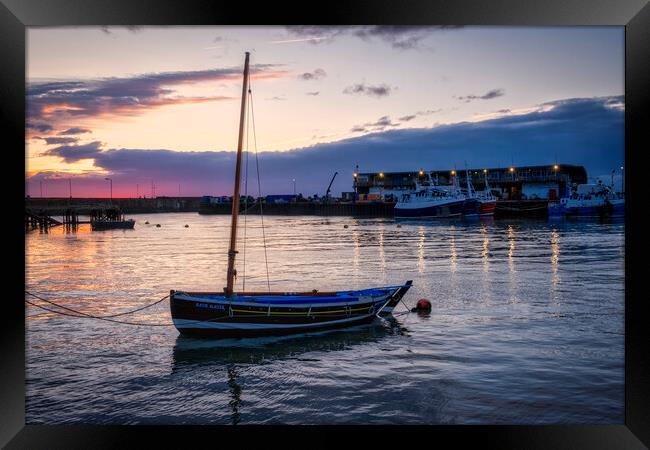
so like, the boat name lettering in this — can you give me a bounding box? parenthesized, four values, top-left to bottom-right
(195, 302, 225, 310)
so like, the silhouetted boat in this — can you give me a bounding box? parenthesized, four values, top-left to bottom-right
(90, 207, 135, 230)
(170, 53, 412, 337)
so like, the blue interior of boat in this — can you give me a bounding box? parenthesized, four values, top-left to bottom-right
(190, 288, 392, 304)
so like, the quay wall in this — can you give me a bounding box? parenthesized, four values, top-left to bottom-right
(25, 197, 550, 218)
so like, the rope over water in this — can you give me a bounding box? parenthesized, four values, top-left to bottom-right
(25, 291, 173, 326)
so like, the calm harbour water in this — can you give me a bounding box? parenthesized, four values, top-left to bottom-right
(25, 213, 625, 424)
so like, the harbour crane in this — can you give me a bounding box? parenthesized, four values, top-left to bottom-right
(325, 171, 338, 202)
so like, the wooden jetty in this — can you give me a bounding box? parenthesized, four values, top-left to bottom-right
(25, 210, 62, 231)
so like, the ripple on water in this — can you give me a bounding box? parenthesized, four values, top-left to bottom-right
(25, 214, 624, 424)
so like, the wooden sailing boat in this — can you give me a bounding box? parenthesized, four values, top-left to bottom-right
(170, 52, 412, 337)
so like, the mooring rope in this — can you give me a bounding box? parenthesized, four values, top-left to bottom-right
(25, 291, 173, 326)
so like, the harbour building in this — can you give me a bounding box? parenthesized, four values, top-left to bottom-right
(353, 164, 587, 201)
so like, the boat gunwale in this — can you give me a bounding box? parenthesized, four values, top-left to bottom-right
(171, 291, 394, 309)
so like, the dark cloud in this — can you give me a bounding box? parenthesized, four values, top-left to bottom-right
(29, 96, 623, 197)
(352, 115, 400, 132)
(26, 122, 53, 133)
(44, 141, 104, 163)
(399, 108, 444, 122)
(35, 136, 79, 145)
(299, 68, 327, 81)
(399, 115, 417, 122)
(306, 91, 320, 96)
(417, 108, 443, 115)
(285, 26, 461, 49)
(456, 88, 505, 102)
(343, 83, 392, 98)
(59, 127, 92, 135)
(27, 65, 287, 124)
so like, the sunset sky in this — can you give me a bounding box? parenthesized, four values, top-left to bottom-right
(26, 26, 624, 198)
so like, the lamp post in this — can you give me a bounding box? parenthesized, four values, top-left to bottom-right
(621, 166, 624, 194)
(292, 178, 296, 196)
(105, 177, 113, 203)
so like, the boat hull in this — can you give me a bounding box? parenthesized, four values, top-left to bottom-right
(170, 283, 412, 338)
(478, 200, 496, 216)
(91, 220, 135, 230)
(394, 200, 465, 218)
(548, 200, 624, 218)
(462, 198, 480, 217)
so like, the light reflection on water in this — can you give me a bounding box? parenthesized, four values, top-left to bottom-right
(26, 213, 624, 424)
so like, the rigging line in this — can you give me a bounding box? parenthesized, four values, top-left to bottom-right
(25, 290, 170, 318)
(25, 299, 173, 326)
(248, 85, 271, 293)
(242, 75, 251, 293)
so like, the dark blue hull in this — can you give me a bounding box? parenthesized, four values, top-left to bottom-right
(394, 200, 465, 218)
(462, 198, 480, 217)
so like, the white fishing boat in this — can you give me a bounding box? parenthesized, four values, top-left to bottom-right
(394, 177, 467, 219)
(548, 181, 624, 218)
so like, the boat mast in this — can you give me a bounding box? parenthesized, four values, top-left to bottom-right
(225, 52, 250, 297)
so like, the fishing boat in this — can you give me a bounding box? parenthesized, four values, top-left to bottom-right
(548, 181, 624, 218)
(394, 172, 467, 218)
(465, 170, 497, 217)
(170, 53, 412, 337)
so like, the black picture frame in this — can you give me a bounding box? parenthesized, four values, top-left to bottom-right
(3, 0, 649, 447)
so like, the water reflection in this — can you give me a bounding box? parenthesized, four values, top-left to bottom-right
(417, 226, 425, 274)
(507, 224, 517, 303)
(227, 365, 241, 425)
(507, 224, 516, 273)
(550, 228, 561, 304)
(480, 225, 492, 305)
(450, 230, 457, 274)
(481, 225, 490, 274)
(378, 224, 386, 279)
(171, 318, 408, 370)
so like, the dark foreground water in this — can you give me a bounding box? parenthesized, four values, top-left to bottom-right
(25, 213, 624, 424)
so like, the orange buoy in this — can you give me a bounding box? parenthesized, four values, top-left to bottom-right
(411, 298, 432, 312)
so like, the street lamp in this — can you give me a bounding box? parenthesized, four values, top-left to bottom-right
(105, 177, 113, 203)
(621, 166, 624, 194)
(292, 178, 296, 196)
